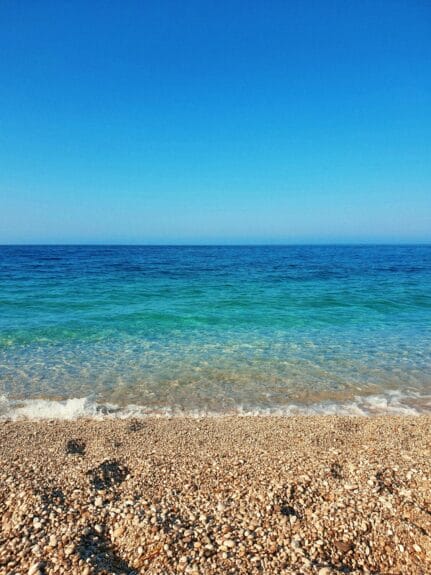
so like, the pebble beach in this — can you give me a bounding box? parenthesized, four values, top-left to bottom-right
(0, 416, 430, 575)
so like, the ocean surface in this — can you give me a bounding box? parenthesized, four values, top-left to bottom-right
(0, 245, 430, 419)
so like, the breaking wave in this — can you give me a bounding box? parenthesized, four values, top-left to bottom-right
(1, 390, 430, 421)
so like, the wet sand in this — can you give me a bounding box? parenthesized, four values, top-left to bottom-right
(0, 416, 430, 574)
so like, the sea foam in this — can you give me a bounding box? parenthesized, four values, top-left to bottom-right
(1, 390, 429, 421)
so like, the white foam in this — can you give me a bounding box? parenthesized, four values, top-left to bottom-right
(236, 390, 428, 417)
(0, 396, 102, 420)
(0, 389, 430, 421)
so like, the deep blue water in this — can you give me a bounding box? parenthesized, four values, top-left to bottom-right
(0, 245, 430, 417)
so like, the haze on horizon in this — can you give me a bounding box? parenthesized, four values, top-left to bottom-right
(1, 1, 430, 245)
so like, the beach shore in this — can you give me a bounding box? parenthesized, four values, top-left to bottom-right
(1, 416, 430, 574)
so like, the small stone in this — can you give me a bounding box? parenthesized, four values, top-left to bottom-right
(28, 565, 42, 575)
(64, 544, 75, 557)
(318, 568, 332, 575)
(94, 524, 103, 534)
(224, 539, 235, 548)
(113, 526, 125, 538)
(95, 496, 103, 507)
(335, 540, 353, 553)
(49, 534, 57, 547)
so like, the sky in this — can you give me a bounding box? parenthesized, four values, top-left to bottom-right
(0, 0, 430, 244)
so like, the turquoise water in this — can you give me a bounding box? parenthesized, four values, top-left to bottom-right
(0, 245, 430, 418)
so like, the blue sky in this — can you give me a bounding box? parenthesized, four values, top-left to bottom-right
(1, 0, 430, 244)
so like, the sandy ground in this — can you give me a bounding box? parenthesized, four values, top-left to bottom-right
(0, 416, 430, 575)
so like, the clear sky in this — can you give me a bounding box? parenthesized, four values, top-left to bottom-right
(1, 0, 430, 244)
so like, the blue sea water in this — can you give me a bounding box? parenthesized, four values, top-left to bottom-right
(0, 245, 430, 418)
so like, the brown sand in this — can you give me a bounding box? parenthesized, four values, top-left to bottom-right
(0, 416, 430, 575)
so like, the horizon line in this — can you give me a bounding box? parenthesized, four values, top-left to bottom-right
(1, 242, 430, 247)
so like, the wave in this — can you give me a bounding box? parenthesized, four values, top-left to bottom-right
(1, 390, 430, 421)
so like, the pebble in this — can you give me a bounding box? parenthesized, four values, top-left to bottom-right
(48, 535, 57, 547)
(0, 416, 429, 575)
(113, 526, 125, 538)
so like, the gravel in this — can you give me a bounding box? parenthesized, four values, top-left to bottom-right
(0, 415, 430, 574)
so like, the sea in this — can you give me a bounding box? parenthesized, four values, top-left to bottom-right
(0, 245, 430, 419)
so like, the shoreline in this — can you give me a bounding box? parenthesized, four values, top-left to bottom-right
(1, 415, 430, 574)
(1, 388, 430, 420)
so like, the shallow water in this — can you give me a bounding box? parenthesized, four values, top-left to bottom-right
(0, 245, 430, 418)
